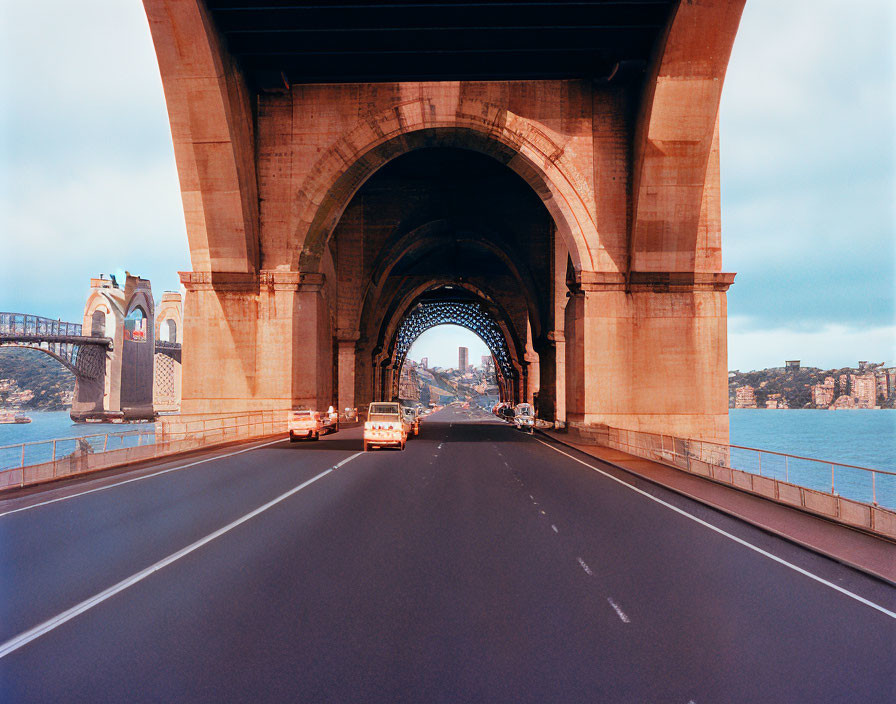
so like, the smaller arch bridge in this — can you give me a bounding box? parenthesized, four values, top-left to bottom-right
(0, 313, 111, 381)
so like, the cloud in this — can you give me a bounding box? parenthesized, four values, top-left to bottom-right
(0, 1, 188, 322)
(1, 162, 188, 321)
(721, 0, 896, 335)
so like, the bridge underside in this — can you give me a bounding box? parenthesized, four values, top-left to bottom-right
(145, 0, 744, 442)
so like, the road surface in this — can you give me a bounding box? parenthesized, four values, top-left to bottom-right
(1, 407, 894, 702)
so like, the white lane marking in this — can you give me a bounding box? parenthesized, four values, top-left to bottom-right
(535, 439, 896, 620)
(552, 524, 559, 533)
(607, 597, 631, 624)
(540, 510, 546, 516)
(437, 443, 443, 449)
(0, 452, 363, 659)
(0, 438, 287, 519)
(577, 557, 593, 576)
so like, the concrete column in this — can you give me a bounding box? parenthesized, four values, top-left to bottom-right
(533, 332, 565, 423)
(336, 333, 359, 415)
(179, 272, 333, 415)
(565, 273, 733, 444)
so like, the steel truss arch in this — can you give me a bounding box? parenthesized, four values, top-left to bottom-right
(392, 300, 514, 382)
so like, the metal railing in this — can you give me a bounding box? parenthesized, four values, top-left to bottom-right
(0, 312, 82, 336)
(606, 430, 896, 510)
(0, 428, 156, 472)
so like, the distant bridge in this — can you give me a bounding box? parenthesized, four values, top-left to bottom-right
(0, 278, 182, 420)
(0, 314, 112, 381)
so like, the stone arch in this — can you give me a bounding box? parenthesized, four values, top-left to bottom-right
(630, 0, 745, 274)
(161, 319, 177, 343)
(294, 100, 597, 274)
(358, 218, 544, 341)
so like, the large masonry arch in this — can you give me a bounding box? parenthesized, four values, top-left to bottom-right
(293, 110, 597, 275)
(145, 0, 744, 443)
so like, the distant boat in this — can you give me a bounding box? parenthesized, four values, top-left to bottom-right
(0, 410, 32, 424)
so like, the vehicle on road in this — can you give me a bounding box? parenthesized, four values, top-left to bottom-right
(402, 406, 420, 437)
(499, 405, 515, 422)
(513, 403, 535, 433)
(321, 405, 339, 435)
(289, 409, 323, 442)
(364, 402, 407, 451)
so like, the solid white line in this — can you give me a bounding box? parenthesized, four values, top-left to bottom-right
(607, 597, 631, 624)
(0, 452, 363, 659)
(577, 557, 593, 576)
(535, 438, 896, 620)
(0, 438, 287, 519)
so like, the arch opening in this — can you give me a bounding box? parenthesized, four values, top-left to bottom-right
(297, 124, 594, 275)
(399, 324, 500, 407)
(323, 146, 563, 416)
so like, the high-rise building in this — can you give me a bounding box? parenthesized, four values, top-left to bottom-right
(853, 373, 877, 408)
(812, 377, 835, 407)
(458, 346, 469, 371)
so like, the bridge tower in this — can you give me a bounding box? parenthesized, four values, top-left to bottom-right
(153, 291, 183, 413)
(76, 274, 156, 421)
(145, 0, 744, 443)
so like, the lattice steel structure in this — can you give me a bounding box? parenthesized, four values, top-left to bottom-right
(0, 312, 111, 380)
(391, 301, 514, 381)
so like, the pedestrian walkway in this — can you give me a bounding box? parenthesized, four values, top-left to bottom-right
(538, 430, 896, 585)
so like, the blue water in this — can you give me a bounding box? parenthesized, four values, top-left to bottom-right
(0, 411, 154, 471)
(730, 409, 895, 508)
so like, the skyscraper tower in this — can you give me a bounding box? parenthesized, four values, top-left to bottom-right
(458, 346, 469, 371)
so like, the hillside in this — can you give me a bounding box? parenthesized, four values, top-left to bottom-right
(0, 348, 76, 410)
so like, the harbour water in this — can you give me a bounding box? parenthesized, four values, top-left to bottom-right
(0, 409, 893, 506)
(0, 411, 154, 471)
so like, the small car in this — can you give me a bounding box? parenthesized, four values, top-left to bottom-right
(513, 403, 535, 433)
(364, 402, 407, 451)
(402, 406, 420, 437)
(289, 409, 323, 441)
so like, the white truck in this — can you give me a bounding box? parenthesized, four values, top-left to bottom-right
(363, 402, 407, 451)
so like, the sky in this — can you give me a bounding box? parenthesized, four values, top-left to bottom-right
(1, 0, 893, 372)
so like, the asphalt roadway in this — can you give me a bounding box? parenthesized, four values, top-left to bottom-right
(1, 407, 894, 703)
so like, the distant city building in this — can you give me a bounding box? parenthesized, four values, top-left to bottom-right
(398, 365, 420, 400)
(785, 360, 800, 369)
(853, 373, 877, 409)
(811, 377, 836, 408)
(458, 346, 469, 372)
(734, 385, 757, 409)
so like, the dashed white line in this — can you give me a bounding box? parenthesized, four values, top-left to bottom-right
(0, 452, 364, 659)
(540, 510, 546, 515)
(0, 438, 287, 519)
(535, 438, 896, 620)
(577, 557, 593, 576)
(551, 524, 559, 533)
(607, 597, 631, 623)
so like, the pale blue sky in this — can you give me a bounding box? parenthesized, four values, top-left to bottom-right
(1, 0, 893, 371)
